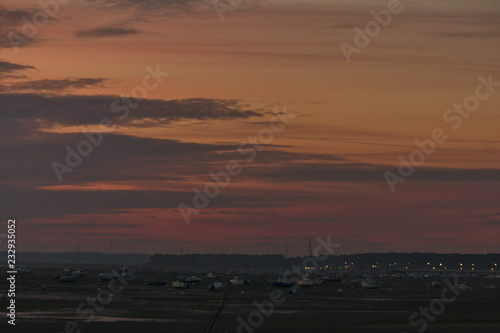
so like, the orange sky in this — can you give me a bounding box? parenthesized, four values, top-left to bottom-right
(1, 0, 499, 255)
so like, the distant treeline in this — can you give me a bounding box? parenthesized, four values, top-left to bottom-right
(9, 252, 500, 271)
(150, 254, 285, 270)
(150, 253, 500, 271)
(12, 252, 151, 266)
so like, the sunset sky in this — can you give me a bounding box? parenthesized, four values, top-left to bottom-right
(1, 0, 499, 255)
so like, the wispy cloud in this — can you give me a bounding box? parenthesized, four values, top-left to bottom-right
(0, 93, 264, 128)
(1, 78, 106, 92)
(75, 27, 142, 38)
(0, 60, 35, 78)
(0, 6, 41, 49)
(84, 0, 208, 11)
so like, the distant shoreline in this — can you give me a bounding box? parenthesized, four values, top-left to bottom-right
(4, 252, 499, 271)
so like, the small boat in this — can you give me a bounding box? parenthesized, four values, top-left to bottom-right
(298, 277, 314, 287)
(298, 239, 326, 287)
(206, 272, 218, 279)
(273, 275, 296, 288)
(482, 285, 496, 289)
(431, 281, 441, 288)
(361, 279, 380, 289)
(457, 284, 472, 290)
(18, 266, 34, 274)
(209, 282, 224, 291)
(273, 280, 296, 288)
(121, 272, 135, 280)
(172, 280, 190, 289)
(318, 274, 342, 283)
(73, 268, 88, 277)
(120, 267, 136, 280)
(98, 273, 116, 281)
(230, 276, 249, 286)
(184, 276, 202, 283)
(57, 275, 78, 283)
(299, 275, 324, 287)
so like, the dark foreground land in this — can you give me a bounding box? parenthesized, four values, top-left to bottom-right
(0, 266, 499, 333)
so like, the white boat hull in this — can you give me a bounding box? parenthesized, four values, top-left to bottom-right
(172, 281, 189, 289)
(361, 281, 380, 289)
(58, 276, 78, 282)
(230, 277, 249, 286)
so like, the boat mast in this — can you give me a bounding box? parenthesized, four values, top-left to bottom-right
(74, 242, 80, 267)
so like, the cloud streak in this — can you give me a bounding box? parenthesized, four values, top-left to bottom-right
(84, 0, 208, 11)
(1, 78, 106, 92)
(0, 6, 43, 50)
(75, 27, 142, 38)
(0, 93, 264, 128)
(0, 60, 35, 78)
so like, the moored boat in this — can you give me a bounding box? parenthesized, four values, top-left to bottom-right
(209, 282, 224, 291)
(98, 273, 115, 281)
(184, 276, 202, 283)
(361, 279, 380, 289)
(172, 280, 190, 289)
(57, 275, 78, 283)
(230, 276, 249, 286)
(273, 276, 296, 288)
